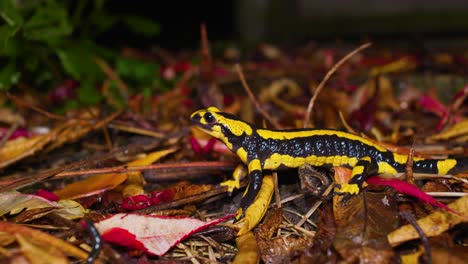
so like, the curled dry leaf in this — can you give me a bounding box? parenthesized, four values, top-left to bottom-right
(95, 213, 234, 256)
(0, 192, 86, 220)
(388, 194, 468, 246)
(256, 209, 312, 264)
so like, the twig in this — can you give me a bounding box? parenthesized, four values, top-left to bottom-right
(53, 161, 237, 179)
(235, 64, 282, 129)
(273, 172, 281, 209)
(400, 210, 432, 264)
(296, 183, 334, 227)
(0, 121, 19, 149)
(95, 57, 129, 101)
(108, 123, 165, 138)
(303, 42, 372, 128)
(7, 93, 66, 121)
(405, 143, 415, 183)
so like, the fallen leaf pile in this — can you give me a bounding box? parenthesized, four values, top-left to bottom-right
(1, 35, 467, 263)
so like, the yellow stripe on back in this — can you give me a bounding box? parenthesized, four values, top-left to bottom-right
(256, 129, 388, 152)
(263, 153, 359, 170)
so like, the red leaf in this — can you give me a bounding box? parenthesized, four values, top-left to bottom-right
(367, 176, 461, 216)
(150, 190, 174, 205)
(95, 213, 234, 256)
(121, 195, 152, 210)
(101, 228, 147, 252)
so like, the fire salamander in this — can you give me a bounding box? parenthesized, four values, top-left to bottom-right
(191, 107, 468, 216)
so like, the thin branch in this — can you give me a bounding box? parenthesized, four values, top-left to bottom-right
(53, 161, 237, 179)
(400, 210, 432, 264)
(303, 42, 372, 128)
(296, 183, 334, 227)
(95, 57, 129, 101)
(7, 93, 66, 121)
(0, 121, 19, 149)
(235, 64, 282, 129)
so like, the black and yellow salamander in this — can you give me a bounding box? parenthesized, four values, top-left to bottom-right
(191, 107, 468, 216)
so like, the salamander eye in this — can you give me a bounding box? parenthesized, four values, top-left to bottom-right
(203, 112, 216, 124)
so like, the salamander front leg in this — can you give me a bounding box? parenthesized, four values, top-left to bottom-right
(220, 164, 247, 192)
(237, 159, 263, 219)
(335, 156, 376, 195)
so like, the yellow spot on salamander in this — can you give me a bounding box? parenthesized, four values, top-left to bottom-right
(248, 159, 262, 172)
(437, 159, 457, 175)
(377, 162, 398, 174)
(336, 183, 360, 194)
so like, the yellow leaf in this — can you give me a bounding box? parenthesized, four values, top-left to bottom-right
(55, 148, 178, 199)
(0, 221, 87, 260)
(54, 172, 128, 199)
(388, 195, 468, 246)
(127, 147, 178, 167)
(429, 119, 468, 141)
(16, 234, 68, 264)
(122, 148, 178, 197)
(233, 231, 259, 264)
(54, 200, 87, 220)
(237, 175, 274, 236)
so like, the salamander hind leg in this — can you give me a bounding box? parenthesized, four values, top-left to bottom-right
(335, 156, 376, 195)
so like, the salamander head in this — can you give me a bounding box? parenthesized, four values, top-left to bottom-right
(190, 107, 253, 140)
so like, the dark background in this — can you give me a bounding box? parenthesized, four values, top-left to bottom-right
(104, 1, 468, 49)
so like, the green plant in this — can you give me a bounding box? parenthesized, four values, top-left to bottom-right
(0, 0, 161, 106)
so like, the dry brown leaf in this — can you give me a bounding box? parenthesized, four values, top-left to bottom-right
(333, 191, 399, 263)
(388, 194, 468, 246)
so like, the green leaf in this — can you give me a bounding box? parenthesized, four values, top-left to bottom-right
(116, 57, 159, 83)
(23, 0, 72, 41)
(0, 25, 20, 54)
(57, 46, 102, 80)
(120, 15, 160, 37)
(0, 0, 23, 26)
(77, 78, 102, 105)
(0, 62, 21, 91)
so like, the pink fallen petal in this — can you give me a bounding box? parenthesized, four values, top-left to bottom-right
(419, 94, 447, 117)
(366, 176, 462, 216)
(35, 189, 60, 201)
(95, 213, 234, 256)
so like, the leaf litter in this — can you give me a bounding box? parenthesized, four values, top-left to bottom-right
(0, 32, 468, 263)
